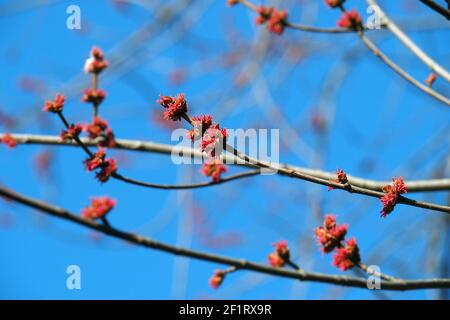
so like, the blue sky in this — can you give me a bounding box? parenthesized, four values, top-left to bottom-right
(0, 0, 449, 299)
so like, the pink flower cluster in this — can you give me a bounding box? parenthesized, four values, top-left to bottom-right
(157, 94, 188, 121)
(314, 214, 347, 253)
(43, 94, 65, 113)
(84, 149, 118, 183)
(82, 89, 106, 105)
(81, 196, 116, 220)
(209, 269, 226, 289)
(268, 240, 291, 268)
(200, 160, 227, 182)
(337, 9, 362, 29)
(84, 116, 116, 148)
(60, 123, 83, 141)
(315, 215, 361, 271)
(256, 6, 288, 35)
(380, 177, 407, 218)
(332, 238, 360, 271)
(328, 168, 348, 191)
(187, 115, 212, 142)
(0, 133, 17, 148)
(84, 47, 109, 74)
(200, 123, 228, 158)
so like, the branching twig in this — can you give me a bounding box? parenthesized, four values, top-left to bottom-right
(368, 0, 450, 82)
(1, 184, 449, 291)
(236, 0, 384, 33)
(233, 0, 450, 107)
(2, 133, 450, 193)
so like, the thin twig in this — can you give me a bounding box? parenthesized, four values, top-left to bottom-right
(419, 0, 450, 19)
(237, 0, 384, 33)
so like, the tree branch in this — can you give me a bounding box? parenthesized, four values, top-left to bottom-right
(2, 133, 449, 193)
(419, 0, 450, 20)
(368, 0, 450, 82)
(1, 183, 449, 291)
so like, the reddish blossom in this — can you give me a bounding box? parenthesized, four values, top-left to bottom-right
(84, 47, 109, 74)
(157, 93, 188, 121)
(43, 93, 65, 113)
(60, 123, 83, 141)
(380, 177, 407, 218)
(84, 149, 106, 171)
(268, 240, 291, 268)
(256, 6, 287, 35)
(314, 214, 348, 253)
(187, 115, 213, 141)
(84, 116, 116, 147)
(325, 0, 345, 8)
(100, 128, 116, 148)
(209, 270, 226, 289)
(200, 160, 227, 182)
(328, 169, 348, 191)
(337, 9, 362, 29)
(200, 124, 228, 157)
(0, 133, 17, 148)
(85, 116, 108, 138)
(81, 196, 116, 220)
(96, 158, 118, 183)
(82, 89, 106, 105)
(332, 238, 361, 271)
(256, 5, 273, 25)
(267, 9, 288, 35)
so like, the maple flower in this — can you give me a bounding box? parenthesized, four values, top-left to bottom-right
(84, 47, 109, 74)
(256, 5, 274, 25)
(85, 116, 108, 138)
(0, 133, 17, 148)
(60, 123, 83, 141)
(268, 240, 291, 268)
(84, 116, 116, 147)
(43, 94, 65, 113)
(332, 238, 361, 271)
(100, 128, 116, 148)
(380, 176, 407, 218)
(337, 9, 362, 29)
(314, 214, 348, 253)
(81, 196, 116, 220)
(209, 270, 226, 289)
(82, 89, 106, 105)
(157, 93, 188, 121)
(200, 160, 227, 182)
(267, 9, 288, 35)
(84, 148, 106, 171)
(200, 124, 228, 157)
(187, 115, 213, 141)
(96, 158, 118, 183)
(325, 0, 345, 8)
(328, 168, 348, 191)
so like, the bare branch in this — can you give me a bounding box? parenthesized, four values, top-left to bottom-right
(367, 0, 450, 82)
(418, 0, 450, 19)
(1, 184, 449, 291)
(2, 133, 450, 193)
